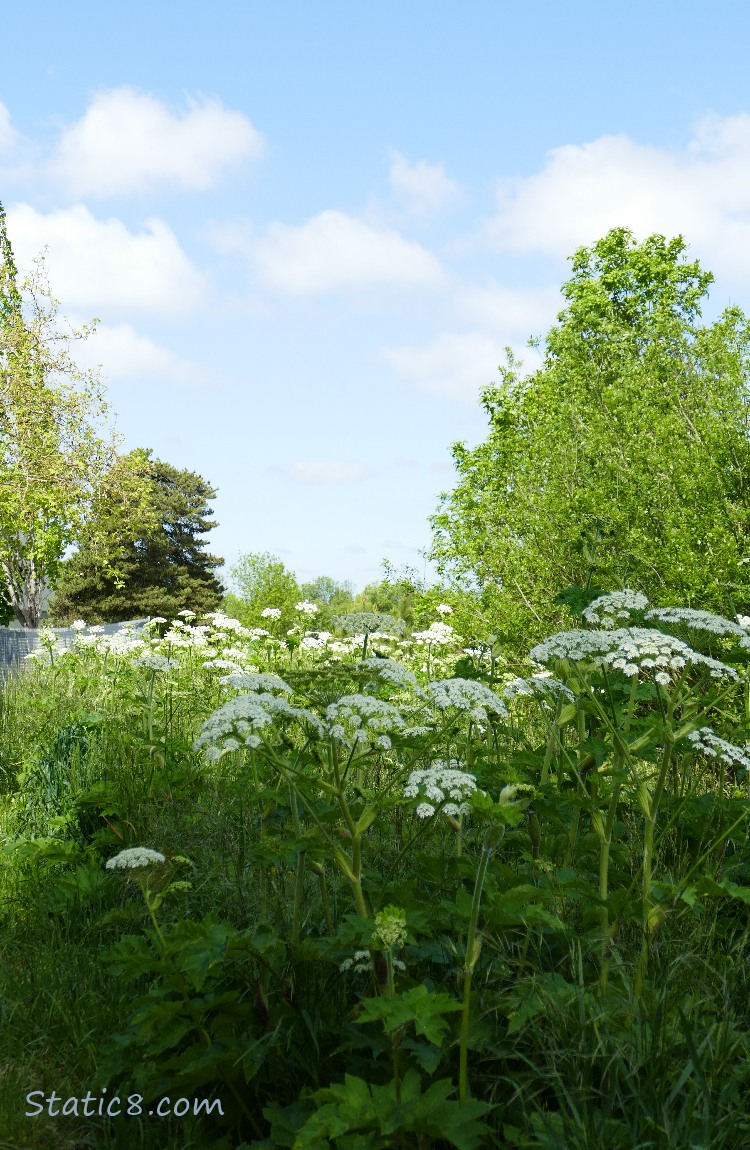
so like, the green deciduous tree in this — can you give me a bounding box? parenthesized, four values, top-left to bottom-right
(49, 451, 224, 623)
(0, 202, 152, 626)
(223, 551, 302, 630)
(429, 228, 750, 645)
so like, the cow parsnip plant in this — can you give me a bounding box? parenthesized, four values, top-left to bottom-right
(2, 592, 750, 1147)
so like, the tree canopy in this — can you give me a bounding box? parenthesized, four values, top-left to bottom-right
(0, 202, 152, 626)
(49, 451, 224, 623)
(429, 228, 750, 645)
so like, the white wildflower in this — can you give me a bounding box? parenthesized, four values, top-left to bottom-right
(295, 600, 319, 615)
(502, 675, 574, 703)
(436, 604, 453, 615)
(202, 659, 246, 672)
(425, 678, 509, 722)
(326, 694, 406, 749)
(413, 621, 456, 646)
(219, 671, 293, 693)
(194, 692, 325, 757)
(645, 606, 750, 650)
(357, 657, 422, 692)
(530, 627, 738, 681)
(137, 655, 176, 673)
(582, 590, 650, 627)
(177, 609, 196, 619)
(404, 760, 477, 818)
(71, 619, 88, 631)
(105, 847, 166, 870)
(686, 727, 750, 772)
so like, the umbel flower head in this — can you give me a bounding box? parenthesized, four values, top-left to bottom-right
(194, 692, 325, 759)
(582, 590, 650, 627)
(530, 627, 738, 681)
(403, 760, 478, 818)
(105, 847, 166, 870)
(685, 727, 750, 772)
(326, 694, 406, 750)
(425, 678, 509, 722)
(332, 612, 406, 636)
(372, 906, 408, 951)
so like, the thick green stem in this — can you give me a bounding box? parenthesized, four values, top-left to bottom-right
(636, 714, 674, 998)
(459, 832, 498, 1104)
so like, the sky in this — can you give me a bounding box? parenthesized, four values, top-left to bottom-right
(2, 0, 750, 594)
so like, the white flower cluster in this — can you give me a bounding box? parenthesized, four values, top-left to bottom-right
(325, 694, 406, 750)
(202, 659, 246, 673)
(339, 950, 374, 974)
(425, 678, 509, 722)
(295, 600, 319, 615)
(582, 590, 650, 627)
(137, 654, 177, 673)
(412, 621, 456, 646)
(357, 657, 421, 692)
(403, 760, 478, 818)
(436, 604, 453, 615)
(332, 612, 406, 636)
(300, 632, 332, 650)
(644, 606, 750, 650)
(105, 847, 165, 870)
(194, 692, 324, 760)
(502, 674, 575, 703)
(218, 671, 293, 694)
(530, 628, 738, 681)
(203, 612, 252, 636)
(686, 727, 750, 772)
(261, 607, 282, 619)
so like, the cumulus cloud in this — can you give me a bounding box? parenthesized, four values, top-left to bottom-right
(76, 321, 200, 383)
(250, 210, 447, 294)
(6, 203, 205, 317)
(0, 102, 19, 154)
(388, 150, 461, 216)
(484, 113, 750, 283)
(50, 87, 264, 197)
(455, 281, 561, 336)
(272, 461, 376, 484)
(383, 332, 528, 402)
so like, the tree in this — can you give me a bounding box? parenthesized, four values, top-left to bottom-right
(429, 228, 750, 645)
(49, 451, 224, 623)
(223, 551, 302, 630)
(0, 202, 152, 626)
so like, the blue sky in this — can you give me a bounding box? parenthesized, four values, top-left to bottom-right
(2, 1, 750, 592)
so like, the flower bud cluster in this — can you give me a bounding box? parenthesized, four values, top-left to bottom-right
(325, 694, 406, 750)
(403, 760, 478, 818)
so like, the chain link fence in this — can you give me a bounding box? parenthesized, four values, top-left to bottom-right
(0, 620, 149, 680)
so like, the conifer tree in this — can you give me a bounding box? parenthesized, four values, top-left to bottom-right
(49, 451, 224, 623)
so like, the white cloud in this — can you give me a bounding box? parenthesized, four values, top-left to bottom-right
(274, 461, 376, 484)
(50, 87, 264, 197)
(485, 113, 750, 282)
(76, 321, 200, 383)
(251, 210, 447, 294)
(6, 204, 205, 317)
(0, 102, 20, 154)
(388, 150, 460, 216)
(383, 331, 526, 402)
(455, 281, 561, 337)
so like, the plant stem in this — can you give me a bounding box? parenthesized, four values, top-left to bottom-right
(459, 829, 498, 1104)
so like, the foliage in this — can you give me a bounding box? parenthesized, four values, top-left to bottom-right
(49, 451, 224, 624)
(223, 551, 302, 630)
(0, 202, 153, 627)
(430, 228, 750, 648)
(4, 588, 750, 1147)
